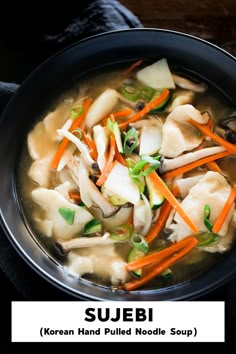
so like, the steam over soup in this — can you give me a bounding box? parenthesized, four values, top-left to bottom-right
(18, 58, 236, 292)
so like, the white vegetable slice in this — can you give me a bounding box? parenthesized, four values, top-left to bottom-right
(136, 58, 176, 89)
(85, 88, 118, 128)
(93, 125, 109, 171)
(139, 125, 162, 155)
(104, 162, 140, 205)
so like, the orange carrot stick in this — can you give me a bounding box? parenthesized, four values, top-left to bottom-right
(126, 236, 195, 271)
(113, 109, 133, 118)
(189, 119, 236, 155)
(148, 171, 199, 233)
(124, 237, 197, 291)
(101, 109, 133, 126)
(119, 89, 170, 129)
(115, 144, 126, 166)
(82, 132, 98, 160)
(96, 135, 116, 186)
(206, 161, 221, 173)
(146, 187, 179, 244)
(212, 185, 236, 233)
(50, 97, 92, 169)
(121, 59, 143, 78)
(162, 150, 230, 180)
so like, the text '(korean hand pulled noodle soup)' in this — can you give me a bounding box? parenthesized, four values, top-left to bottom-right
(18, 58, 236, 292)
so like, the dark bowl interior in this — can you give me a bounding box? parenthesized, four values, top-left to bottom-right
(0, 28, 236, 301)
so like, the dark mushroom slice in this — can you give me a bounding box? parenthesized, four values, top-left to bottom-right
(216, 115, 236, 144)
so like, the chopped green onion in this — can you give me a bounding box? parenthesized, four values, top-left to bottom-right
(58, 207, 75, 225)
(70, 106, 84, 119)
(126, 158, 137, 169)
(140, 86, 156, 101)
(129, 159, 159, 179)
(130, 234, 149, 253)
(204, 204, 213, 231)
(196, 232, 218, 247)
(120, 84, 140, 102)
(128, 157, 159, 193)
(71, 128, 82, 139)
(123, 128, 139, 155)
(110, 224, 133, 241)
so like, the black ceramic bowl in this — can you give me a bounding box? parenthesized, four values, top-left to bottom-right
(1, 28, 236, 301)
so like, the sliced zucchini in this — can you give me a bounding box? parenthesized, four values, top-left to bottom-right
(146, 174, 165, 209)
(83, 218, 102, 235)
(127, 247, 145, 278)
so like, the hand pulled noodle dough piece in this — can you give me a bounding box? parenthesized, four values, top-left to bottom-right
(43, 99, 74, 141)
(67, 245, 129, 285)
(160, 104, 209, 158)
(32, 187, 93, 240)
(27, 121, 57, 160)
(168, 172, 235, 252)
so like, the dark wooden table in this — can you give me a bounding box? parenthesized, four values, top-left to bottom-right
(121, 0, 236, 56)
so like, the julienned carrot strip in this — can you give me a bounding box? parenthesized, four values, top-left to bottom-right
(212, 185, 236, 233)
(119, 89, 170, 129)
(115, 144, 126, 166)
(101, 109, 133, 126)
(189, 119, 236, 155)
(82, 132, 98, 160)
(50, 97, 92, 169)
(70, 98, 92, 130)
(206, 161, 221, 173)
(126, 236, 196, 271)
(124, 237, 197, 291)
(96, 135, 116, 186)
(50, 139, 69, 170)
(162, 150, 230, 180)
(121, 59, 143, 77)
(148, 171, 199, 233)
(113, 109, 133, 118)
(146, 187, 179, 244)
(68, 191, 81, 201)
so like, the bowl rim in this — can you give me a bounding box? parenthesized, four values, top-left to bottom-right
(1, 27, 236, 301)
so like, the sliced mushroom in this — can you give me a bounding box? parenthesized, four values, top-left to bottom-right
(160, 145, 226, 173)
(167, 90, 194, 112)
(55, 235, 118, 255)
(216, 115, 236, 144)
(172, 73, 208, 93)
(57, 128, 96, 168)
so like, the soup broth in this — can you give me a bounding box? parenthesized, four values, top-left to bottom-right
(17, 58, 236, 292)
